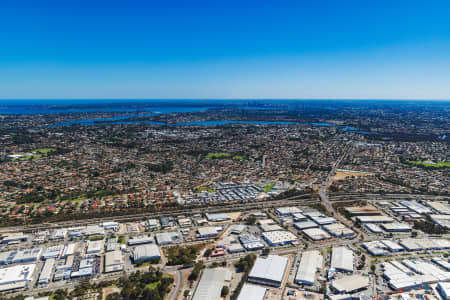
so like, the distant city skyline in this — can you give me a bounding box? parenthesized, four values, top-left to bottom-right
(1, 0, 450, 99)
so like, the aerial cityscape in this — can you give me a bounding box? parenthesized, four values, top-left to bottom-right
(1, 1, 450, 300)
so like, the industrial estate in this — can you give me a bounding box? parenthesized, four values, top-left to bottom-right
(0, 100, 448, 300)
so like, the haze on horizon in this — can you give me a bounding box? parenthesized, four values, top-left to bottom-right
(1, 0, 450, 100)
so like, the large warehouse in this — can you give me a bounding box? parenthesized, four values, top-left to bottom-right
(331, 247, 354, 273)
(248, 255, 288, 287)
(192, 268, 232, 300)
(331, 275, 369, 293)
(261, 231, 297, 246)
(0, 264, 36, 291)
(104, 250, 124, 273)
(294, 250, 323, 286)
(131, 244, 161, 263)
(237, 284, 267, 300)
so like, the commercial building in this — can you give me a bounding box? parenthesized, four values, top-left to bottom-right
(38, 258, 55, 285)
(155, 231, 181, 245)
(331, 247, 354, 273)
(192, 268, 232, 300)
(323, 223, 355, 238)
(294, 250, 323, 286)
(127, 235, 154, 246)
(302, 228, 330, 241)
(132, 244, 161, 263)
(248, 255, 288, 287)
(262, 230, 297, 246)
(331, 275, 369, 293)
(104, 250, 124, 273)
(237, 284, 267, 300)
(0, 264, 36, 291)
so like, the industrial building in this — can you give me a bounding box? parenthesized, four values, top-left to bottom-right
(132, 244, 161, 263)
(227, 243, 245, 253)
(364, 223, 383, 234)
(42, 245, 64, 259)
(302, 228, 330, 241)
(380, 222, 412, 232)
(192, 268, 232, 300)
(197, 226, 221, 238)
(205, 213, 230, 222)
(155, 231, 181, 245)
(61, 243, 76, 258)
(323, 223, 355, 238)
(309, 215, 337, 225)
(86, 240, 104, 254)
(294, 220, 319, 230)
(429, 214, 450, 229)
(38, 258, 55, 285)
(230, 224, 246, 234)
(275, 206, 302, 216)
(127, 234, 154, 246)
(71, 257, 95, 278)
(102, 221, 119, 231)
(362, 241, 389, 256)
(294, 250, 323, 286)
(344, 205, 380, 216)
(437, 282, 450, 300)
(0, 264, 36, 291)
(0, 232, 27, 244)
(380, 240, 404, 252)
(248, 255, 288, 287)
(356, 215, 394, 223)
(237, 284, 267, 300)
(239, 234, 265, 251)
(262, 230, 297, 246)
(426, 201, 450, 215)
(104, 250, 124, 273)
(331, 247, 354, 273)
(13, 248, 42, 263)
(331, 275, 369, 293)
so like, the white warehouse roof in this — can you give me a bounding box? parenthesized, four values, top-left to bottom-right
(331, 247, 354, 273)
(237, 284, 267, 300)
(295, 250, 323, 286)
(248, 255, 288, 287)
(192, 268, 232, 300)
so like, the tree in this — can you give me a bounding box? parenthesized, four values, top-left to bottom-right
(370, 264, 376, 273)
(221, 286, 229, 297)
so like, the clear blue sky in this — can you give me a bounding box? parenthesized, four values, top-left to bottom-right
(1, 0, 450, 99)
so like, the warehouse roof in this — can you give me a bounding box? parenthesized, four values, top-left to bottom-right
(295, 250, 323, 285)
(237, 284, 267, 300)
(248, 255, 288, 285)
(132, 244, 161, 261)
(331, 275, 369, 293)
(331, 247, 353, 272)
(192, 268, 232, 300)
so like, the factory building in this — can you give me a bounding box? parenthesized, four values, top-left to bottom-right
(86, 240, 104, 254)
(205, 213, 230, 222)
(197, 226, 221, 238)
(127, 235, 154, 246)
(331, 247, 354, 273)
(248, 255, 288, 287)
(380, 222, 412, 232)
(155, 231, 181, 245)
(237, 284, 267, 300)
(293, 221, 319, 231)
(331, 275, 369, 293)
(104, 250, 124, 273)
(356, 216, 394, 223)
(192, 268, 232, 300)
(131, 244, 161, 263)
(302, 228, 330, 241)
(294, 250, 323, 286)
(239, 234, 265, 251)
(0, 264, 36, 291)
(261, 231, 298, 246)
(275, 207, 302, 216)
(38, 258, 55, 285)
(323, 223, 355, 238)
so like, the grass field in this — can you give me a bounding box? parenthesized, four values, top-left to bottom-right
(408, 160, 450, 168)
(12, 148, 56, 161)
(263, 183, 275, 193)
(205, 152, 246, 160)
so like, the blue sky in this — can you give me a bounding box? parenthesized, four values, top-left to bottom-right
(1, 0, 450, 99)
